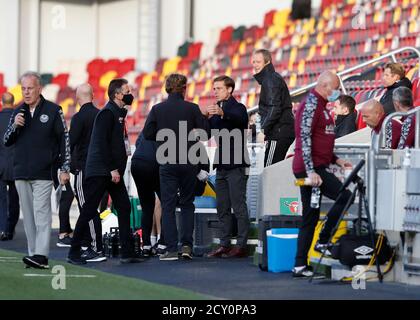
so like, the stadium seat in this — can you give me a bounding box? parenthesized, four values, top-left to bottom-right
(51, 73, 69, 89)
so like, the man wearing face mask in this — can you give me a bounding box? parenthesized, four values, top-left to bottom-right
(252, 49, 295, 167)
(292, 71, 353, 278)
(67, 78, 144, 264)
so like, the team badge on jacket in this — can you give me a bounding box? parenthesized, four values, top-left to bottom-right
(40, 114, 49, 123)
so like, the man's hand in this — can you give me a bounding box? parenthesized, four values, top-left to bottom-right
(308, 172, 323, 187)
(336, 158, 353, 170)
(14, 113, 25, 127)
(59, 172, 70, 185)
(111, 170, 120, 184)
(207, 104, 223, 117)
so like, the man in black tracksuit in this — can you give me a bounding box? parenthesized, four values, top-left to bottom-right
(68, 84, 104, 262)
(143, 73, 209, 261)
(68, 78, 143, 264)
(205, 76, 250, 259)
(252, 49, 295, 166)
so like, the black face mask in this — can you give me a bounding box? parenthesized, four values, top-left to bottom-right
(122, 93, 134, 106)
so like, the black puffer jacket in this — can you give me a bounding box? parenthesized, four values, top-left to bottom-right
(254, 63, 295, 140)
(380, 77, 412, 115)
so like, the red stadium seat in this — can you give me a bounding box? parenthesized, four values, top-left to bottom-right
(51, 73, 69, 89)
(87, 58, 105, 76)
(219, 26, 234, 44)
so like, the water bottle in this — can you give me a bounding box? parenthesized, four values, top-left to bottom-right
(310, 187, 321, 209)
(102, 232, 110, 257)
(111, 227, 120, 258)
(133, 231, 141, 255)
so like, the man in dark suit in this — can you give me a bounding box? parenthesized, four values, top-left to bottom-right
(143, 73, 209, 261)
(0, 92, 19, 241)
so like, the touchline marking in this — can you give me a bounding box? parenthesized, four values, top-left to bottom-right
(0, 259, 22, 263)
(24, 274, 97, 278)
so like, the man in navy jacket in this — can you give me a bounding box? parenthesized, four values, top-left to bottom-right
(4, 72, 70, 269)
(205, 75, 250, 258)
(143, 73, 209, 261)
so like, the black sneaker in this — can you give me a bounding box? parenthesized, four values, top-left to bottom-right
(0, 231, 13, 241)
(67, 252, 87, 265)
(159, 251, 179, 261)
(142, 246, 153, 258)
(23, 255, 49, 269)
(292, 266, 314, 278)
(57, 234, 72, 248)
(314, 241, 332, 257)
(120, 253, 145, 264)
(156, 244, 167, 256)
(181, 245, 193, 260)
(81, 248, 107, 263)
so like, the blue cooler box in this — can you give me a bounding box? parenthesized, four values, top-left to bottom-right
(267, 228, 299, 273)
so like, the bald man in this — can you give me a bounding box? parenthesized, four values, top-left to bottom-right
(68, 84, 105, 262)
(0, 93, 20, 241)
(252, 49, 295, 166)
(360, 99, 401, 149)
(292, 71, 353, 278)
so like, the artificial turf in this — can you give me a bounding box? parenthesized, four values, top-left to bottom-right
(0, 249, 210, 300)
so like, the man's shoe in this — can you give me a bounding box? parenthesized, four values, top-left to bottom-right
(156, 244, 167, 256)
(57, 234, 72, 248)
(81, 248, 107, 263)
(314, 241, 332, 257)
(67, 253, 87, 265)
(223, 246, 248, 258)
(0, 232, 13, 241)
(143, 246, 154, 258)
(292, 266, 314, 278)
(23, 255, 49, 269)
(207, 246, 231, 258)
(181, 245, 193, 260)
(120, 253, 145, 264)
(159, 251, 179, 261)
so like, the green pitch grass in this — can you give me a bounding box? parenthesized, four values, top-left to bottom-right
(0, 249, 210, 300)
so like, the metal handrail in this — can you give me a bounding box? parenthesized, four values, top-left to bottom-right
(248, 46, 420, 114)
(375, 108, 420, 152)
(369, 106, 420, 227)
